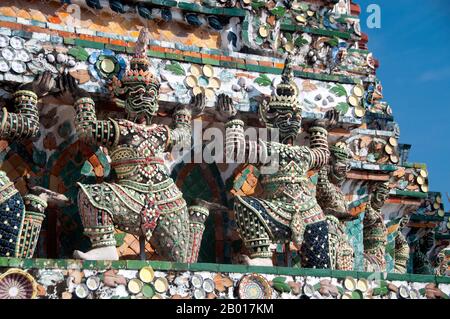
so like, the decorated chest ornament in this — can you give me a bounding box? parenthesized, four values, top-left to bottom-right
(259, 54, 302, 143)
(110, 28, 160, 123)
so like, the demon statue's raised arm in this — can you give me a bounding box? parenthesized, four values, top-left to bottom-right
(363, 181, 390, 272)
(316, 141, 355, 270)
(63, 28, 210, 262)
(0, 72, 63, 258)
(393, 217, 410, 273)
(216, 56, 338, 268)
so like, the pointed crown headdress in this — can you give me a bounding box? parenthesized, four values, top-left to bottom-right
(111, 27, 159, 95)
(268, 55, 301, 112)
(259, 54, 302, 125)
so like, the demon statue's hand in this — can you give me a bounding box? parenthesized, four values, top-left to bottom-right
(189, 92, 206, 117)
(26, 175, 72, 208)
(57, 73, 91, 103)
(215, 93, 237, 122)
(19, 71, 56, 98)
(314, 109, 340, 128)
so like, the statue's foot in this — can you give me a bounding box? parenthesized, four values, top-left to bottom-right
(238, 254, 273, 267)
(73, 246, 119, 261)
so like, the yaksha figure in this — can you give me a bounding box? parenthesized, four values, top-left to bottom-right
(316, 141, 355, 270)
(0, 72, 62, 258)
(435, 246, 450, 277)
(393, 217, 410, 273)
(363, 181, 390, 272)
(63, 28, 210, 262)
(216, 56, 338, 268)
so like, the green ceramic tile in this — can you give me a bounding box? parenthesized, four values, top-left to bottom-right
(436, 276, 450, 284)
(55, 259, 68, 269)
(331, 270, 352, 279)
(162, 0, 177, 6)
(409, 274, 436, 283)
(220, 61, 237, 69)
(208, 7, 224, 15)
(171, 262, 189, 271)
(150, 261, 172, 271)
(125, 260, 147, 269)
(150, 0, 166, 5)
(246, 64, 260, 72)
(30, 20, 47, 28)
(385, 272, 409, 281)
(82, 260, 97, 269)
(165, 52, 184, 61)
(12, 30, 33, 39)
(0, 257, 10, 267)
(259, 66, 282, 75)
(208, 49, 223, 56)
(177, 2, 199, 11)
(290, 268, 330, 278)
(202, 57, 220, 66)
(276, 267, 301, 276)
(339, 270, 359, 279)
(199, 6, 214, 15)
(247, 265, 279, 275)
(111, 260, 127, 269)
(280, 23, 296, 32)
(94, 260, 111, 270)
(66, 260, 83, 270)
(218, 263, 247, 274)
(126, 46, 136, 54)
(105, 44, 126, 52)
(74, 39, 104, 50)
(184, 56, 203, 64)
(189, 262, 220, 272)
(224, 8, 246, 17)
(8, 258, 24, 268)
(21, 259, 35, 269)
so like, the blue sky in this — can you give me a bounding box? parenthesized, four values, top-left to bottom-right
(358, 0, 450, 208)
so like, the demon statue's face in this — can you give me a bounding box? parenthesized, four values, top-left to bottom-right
(259, 56, 302, 144)
(265, 107, 302, 144)
(123, 81, 160, 123)
(371, 182, 390, 209)
(329, 142, 351, 184)
(110, 28, 160, 124)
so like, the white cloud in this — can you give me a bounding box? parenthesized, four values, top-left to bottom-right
(419, 66, 450, 82)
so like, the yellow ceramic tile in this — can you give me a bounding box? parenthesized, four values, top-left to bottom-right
(130, 30, 140, 38)
(108, 21, 126, 35)
(29, 9, 48, 22)
(87, 21, 101, 31)
(0, 7, 17, 17)
(16, 8, 32, 20)
(241, 181, 254, 195)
